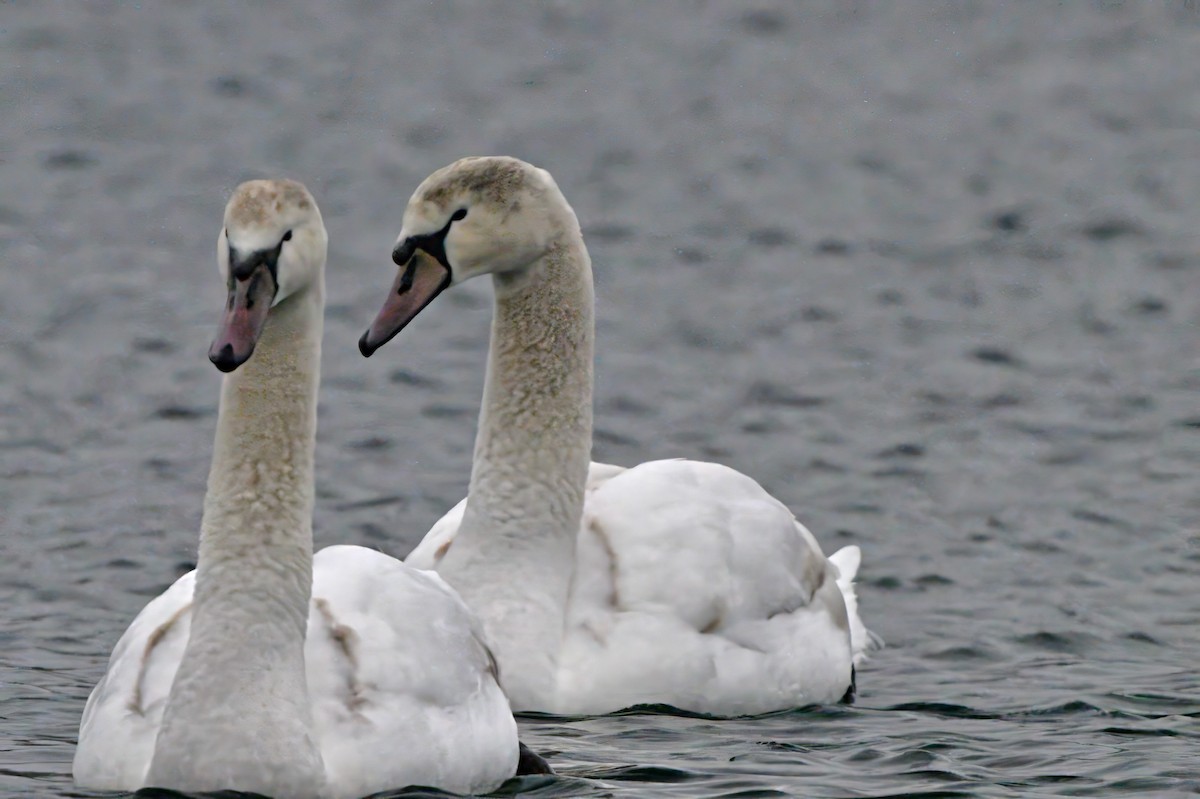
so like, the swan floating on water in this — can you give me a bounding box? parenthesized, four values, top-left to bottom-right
(360, 156, 877, 716)
(74, 179, 519, 798)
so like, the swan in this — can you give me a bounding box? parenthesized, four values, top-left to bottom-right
(358, 156, 877, 716)
(74, 179, 520, 798)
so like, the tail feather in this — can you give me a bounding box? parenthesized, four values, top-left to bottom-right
(828, 545, 882, 664)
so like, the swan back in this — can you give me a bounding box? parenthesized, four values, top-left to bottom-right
(557, 459, 855, 715)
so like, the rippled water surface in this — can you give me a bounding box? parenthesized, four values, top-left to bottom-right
(3, 2, 1199, 797)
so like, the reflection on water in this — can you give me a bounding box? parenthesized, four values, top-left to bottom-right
(2, 2, 1198, 797)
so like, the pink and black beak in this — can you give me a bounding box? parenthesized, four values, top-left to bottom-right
(359, 211, 463, 357)
(209, 241, 282, 373)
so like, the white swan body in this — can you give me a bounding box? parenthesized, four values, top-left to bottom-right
(361, 157, 876, 716)
(74, 180, 517, 798)
(409, 461, 871, 716)
(75, 547, 516, 797)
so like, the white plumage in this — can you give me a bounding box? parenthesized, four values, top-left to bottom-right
(74, 179, 517, 798)
(362, 157, 878, 716)
(76, 547, 517, 797)
(409, 460, 872, 716)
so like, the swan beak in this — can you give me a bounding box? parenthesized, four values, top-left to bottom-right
(209, 264, 277, 373)
(358, 248, 451, 357)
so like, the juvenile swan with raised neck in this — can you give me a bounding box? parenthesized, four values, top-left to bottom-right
(360, 157, 877, 715)
(74, 179, 519, 798)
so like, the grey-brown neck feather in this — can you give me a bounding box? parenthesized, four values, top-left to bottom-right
(187, 283, 323, 672)
(438, 227, 594, 705)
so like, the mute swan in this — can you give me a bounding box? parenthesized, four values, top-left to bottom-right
(74, 180, 520, 798)
(359, 157, 876, 716)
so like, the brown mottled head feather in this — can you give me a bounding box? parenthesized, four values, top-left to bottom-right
(418, 156, 546, 215)
(227, 179, 313, 229)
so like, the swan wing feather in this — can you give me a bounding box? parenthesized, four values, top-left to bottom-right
(74, 571, 195, 788)
(308, 545, 517, 797)
(557, 459, 860, 715)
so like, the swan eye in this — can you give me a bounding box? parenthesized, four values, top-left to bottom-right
(282, 230, 293, 242)
(451, 208, 467, 222)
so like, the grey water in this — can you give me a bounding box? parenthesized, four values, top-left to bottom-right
(2, 2, 1198, 797)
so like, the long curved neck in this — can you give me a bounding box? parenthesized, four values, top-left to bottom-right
(195, 285, 322, 645)
(440, 223, 594, 709)
(148, 283, 326, 795)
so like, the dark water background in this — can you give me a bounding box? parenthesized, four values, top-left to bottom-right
(2, 2, 1198, 797)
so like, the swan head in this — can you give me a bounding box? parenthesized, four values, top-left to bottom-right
(209, 179, 327, 373)
(359, 156, 568, 356)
